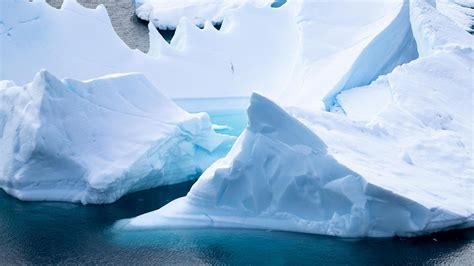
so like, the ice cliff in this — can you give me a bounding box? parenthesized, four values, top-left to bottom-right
(118, 0, 474, 237)
(0, 71, 230, 204)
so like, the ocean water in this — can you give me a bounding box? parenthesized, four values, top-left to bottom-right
(1, 179, 473, 264)
(4, 1, 472, 264)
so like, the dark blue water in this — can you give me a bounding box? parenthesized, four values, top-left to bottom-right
(1, 182, 473, 264)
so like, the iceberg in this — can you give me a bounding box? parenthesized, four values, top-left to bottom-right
(0, 71, 231, 204)
(0, 0, 297, 99)
(120, 69, 472, 236)
(118, 0, 474, 237)
(134, 0, 275, 30)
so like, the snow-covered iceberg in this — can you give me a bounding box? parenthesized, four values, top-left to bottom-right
(118, 0, 474, 237)
(120, 72, 472, 236)
(0, 71, 231, 204)
(0, 0, 297, 99)
(134, 0, 275, 30)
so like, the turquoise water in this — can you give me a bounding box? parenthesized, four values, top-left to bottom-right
(175, 97, 249, 137)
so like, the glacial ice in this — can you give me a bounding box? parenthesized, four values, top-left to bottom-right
(0, 71, 231, 204)
(0, 0, 297, 99)
(1, 0, 422, 104)
(118, 0, 474, 237)
(279, 0, 419, 110)
(134, 0, 275, 30)
(436, 0, 474, 33)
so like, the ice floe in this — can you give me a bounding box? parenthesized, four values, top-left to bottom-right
(0, 71, 231, 204)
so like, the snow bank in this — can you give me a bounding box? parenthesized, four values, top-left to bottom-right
(436, 0, 474, 33)
(279, 0, 418, 110)
(0, 71, 231, 204)
(410, 0, 473, 56)
(337, 0, 473, 120)
(134, 0, 275, 30)
(118, 0, 474, 237)
(0, 0, 297, 99)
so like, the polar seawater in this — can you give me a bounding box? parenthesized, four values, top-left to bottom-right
(1, 179, 473, 264)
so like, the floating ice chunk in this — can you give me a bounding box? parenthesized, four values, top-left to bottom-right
(120, 73, 473, 236)
(0, 71, 232, 204)
(134, 0, 275, 30)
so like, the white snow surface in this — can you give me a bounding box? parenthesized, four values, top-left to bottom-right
(118, 0, 474, 237)
(279, 0, 419, 110)
(1, 0, 422, 106)
(0, 71, 231, 204)
(134, 0, 275, 30)
(436, 0, 474, 33)
(0, 0, 298, 99)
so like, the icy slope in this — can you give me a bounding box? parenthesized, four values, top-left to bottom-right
(118, 0, 474, 237)
(0, 0, 297, 99)
(134, 0, 274, 30)
(120, 67, 472, 236)
(337, 0, 474, 121)
(0, 71, 231, 204)
(437, 0, 474, 33)
(279, 0, 419, 110)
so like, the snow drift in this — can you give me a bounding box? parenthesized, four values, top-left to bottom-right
(118, 0, 474, 237)
(0, 0, 297, 99)
(0, 71, 231, 204)
(1, 0, 422, 105)
(279, 0, 419, 110)
(436, 0, 474, 33)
